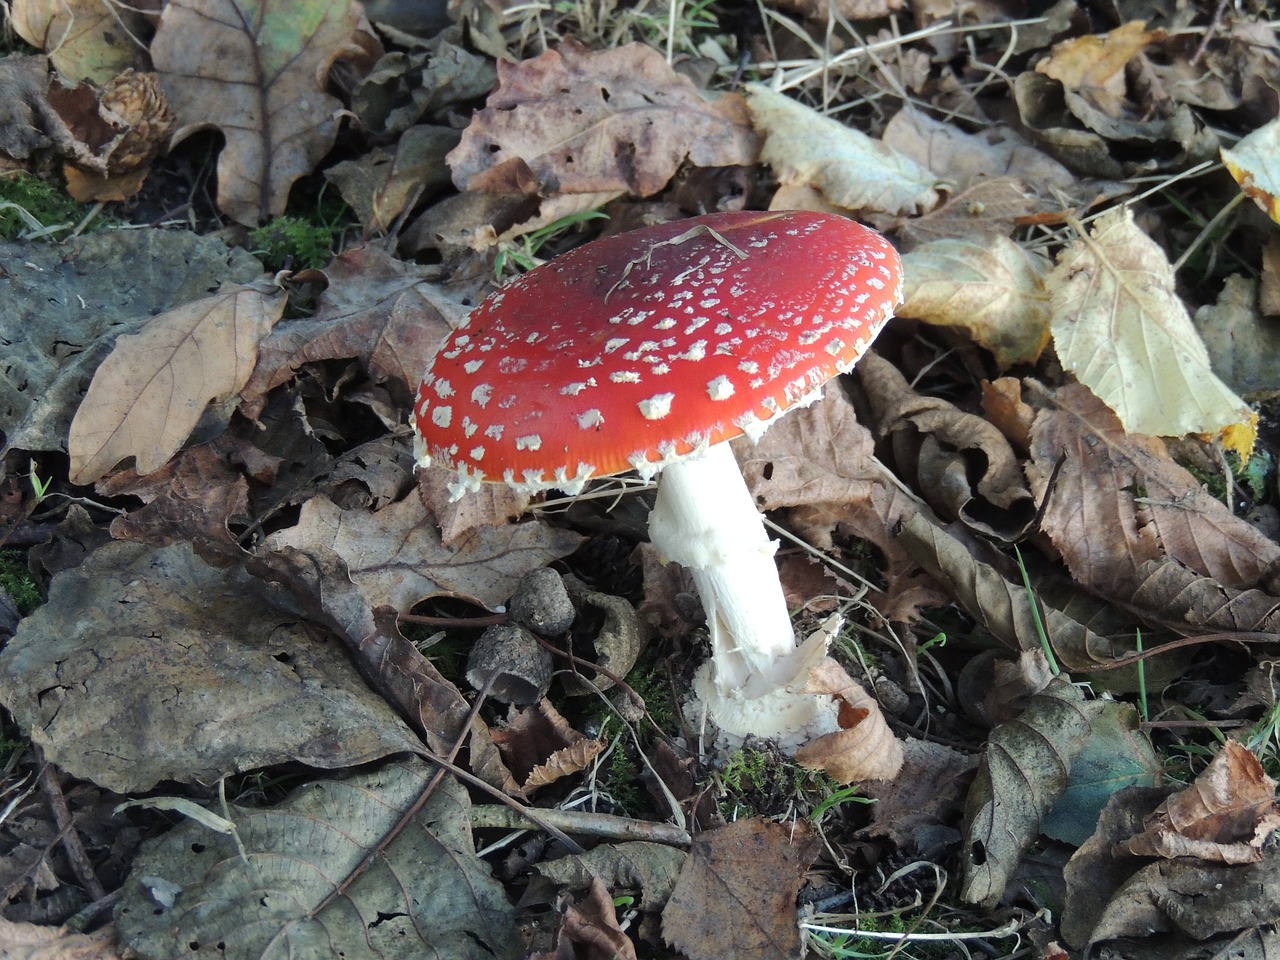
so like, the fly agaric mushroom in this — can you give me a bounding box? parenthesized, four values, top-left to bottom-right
(413, 210, 903, 775)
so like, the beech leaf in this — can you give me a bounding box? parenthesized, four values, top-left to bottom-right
(1047, 207, 1255, 451)
(67, 284, 284, 485)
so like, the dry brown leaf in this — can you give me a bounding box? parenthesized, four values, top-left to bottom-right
(262, 494, 582, 612)
(67, 284, 285, 485)
(240, 245, 468, 417)
(899, 236, 1052, 368)
(10, 0, 152, 83)
(0, 916, 121, 960)
(1121, 740, 1280, 864)
(492, 700, 606, 793)
(1194, 274, 1280, 400)
(856, 351, 1035, 539)
(859, 738, 978, 849)
(1128, 558, 1280, 634)
(663, 819, 820, 960)
(1048, 206, 1255, 452)
(538, 877, 638, 960)
(1036, 22, 1164, 123)
(772, 0, 903, 20)
(895, 177, 1044, 245)
(745, 84, 940, 217)
(1025, 380, 1280, 597)
(151, 0, 371, 225)
(448, 40, 757, 205)
(792, 658, 905, 782)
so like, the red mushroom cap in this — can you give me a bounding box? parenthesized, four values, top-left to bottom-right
(413, 210, 901, 495)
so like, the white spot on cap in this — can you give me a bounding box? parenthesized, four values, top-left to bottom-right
(739, 360, 759, 374)
(434, 378, 454, 399)
(485, 423, 504, 440)
(562, 379, 596, 395)
(605, 337, 629, 353)
(462, 416, 478, 438)
(825, 338, 847, 356)
(610, 371, 641, 383)
(516, 434, 542, 451)
(432, 406, 453, 428)
(577, 409, 605, 429)
(678, 341, 707, 362)
(707, 375, 734, 400)
(472, 383, 493, 407)
(464, 359, 484, 374)
(470, 445, 485, 461)
(638, 392, 675, 420)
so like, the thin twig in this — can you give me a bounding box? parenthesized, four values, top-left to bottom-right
(34, 746, 106, 901)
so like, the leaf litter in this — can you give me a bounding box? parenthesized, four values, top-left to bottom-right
(0, 1, 1278, 959)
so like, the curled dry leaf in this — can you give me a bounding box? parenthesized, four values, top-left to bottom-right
(540, 877, 638, 960)
(67, 284, 285, 485)
(492, 700, 606, 794)
(663, 819, 820, 960)
(898, 236, 1052, 367)
(152, 0, 373, 225)
(448, 40, 757, 207)
(745, 84, 940, 218)
(1025, 380, 1280, 598)
(1127, 558, 1280, 634)
(792, 658, 905, 782)
(1048, 207, 1255, 453)
(1120, 740, 1280, 864)
(960, 676, 1103, 906)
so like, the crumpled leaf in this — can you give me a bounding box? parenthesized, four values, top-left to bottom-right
(491, 700, 605, 794)
(324, 125, 461, 234)
(1048, 207, 1255, 452)
(115, 760, 522, 960)
(960, 676, 1103, 906)
(1120, 740, 1280, 864)
(0, 541, 422, 793)
(263, 494, 582, 611)
(67, 283, 285, 485)
(898, 236, 1052, 367)
(859, 738, 978, 850)
(449, 40, 757, 207)
(745, 84, 940, 217)
(10, 0, 152, 83)
(1127, 558, 1280, 634)
(792, 658, 906, 782)
(151, 0, 372, 225)
(1036, 21, 1164, 129)
(240, 245, 468, 417)
(535, 842, 686, 912)
(663, 819, 819, 960)
(0, 230, 263, 461)
(1221, 114, 1280, 223)
(1025, 380, 1280, 597)
(537, 877, 637, 960)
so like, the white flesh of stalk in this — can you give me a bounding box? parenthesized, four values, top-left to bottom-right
(646, 442, 842, 747)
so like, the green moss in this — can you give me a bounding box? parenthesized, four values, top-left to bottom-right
(0, 173, 98, 240)
(0, 550, 41, 615)
(716, 745, 851, 822)
(248, 215, 340, 272)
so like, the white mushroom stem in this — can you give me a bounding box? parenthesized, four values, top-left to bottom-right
(646, 442, 800, 699)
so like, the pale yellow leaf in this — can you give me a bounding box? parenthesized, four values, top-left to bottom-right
(1047, 207, 1254, 444)
(745, 84, 940, 217)
(10, 0, 150, 83)
(899, 236, 1052, 367)
(68, 286, 284, 484)
(1221, 117, 1280, 224)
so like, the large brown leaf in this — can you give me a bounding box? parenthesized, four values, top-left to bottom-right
(151, 0, 371, 225)
(448, 40, 757, 203)
(1026, 380, 1280, 597)
(67, 284, 284, 485)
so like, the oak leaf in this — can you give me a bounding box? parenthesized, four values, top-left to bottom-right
(449, 41, 757, 203)
(68, 284, 285, 485)
(151, 0, 372, 225)
(1048, 207, 1255, 452)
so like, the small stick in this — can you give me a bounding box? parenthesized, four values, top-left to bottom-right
(470, 804, 691, 848)
(35, 746, 106, 901)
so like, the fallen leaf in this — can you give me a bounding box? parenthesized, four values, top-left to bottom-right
(449, 40, 757, 206)
(1047, 206, 1255, 451)
(10, 0, 152, 83)
(1127, 557, 1280, 634)
(1036, 21, 1164, 125)
(898, 235, 1052, 367)
(772, 0, 903, 20)
(1194, 274, 1280, 400)
(491, 700, 606, 793)
(663, 819, 820, 960)
(745, 84, 940, 217)
(263, 494, 582, 612)
(1121, 740, 1280, 864)
(536, 842, 686, 912)
(960, 676, 1103, 906)
(67, 283, 285, 485)
(0, 540, 422, 793)
(0, 230, 263, 461)
(1025, 380, 1280, 597)
(859, 738, 978, 851)
(542, 877, 638, 960)
(792, 658, 906, 782)
(151, 0, 372, 225)
(0, 916, 121, 960)
(115, 761, 523, 960)
(1220, 114, 1280, 223)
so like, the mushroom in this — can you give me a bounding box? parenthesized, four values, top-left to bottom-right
(413, 210, 902, 769)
